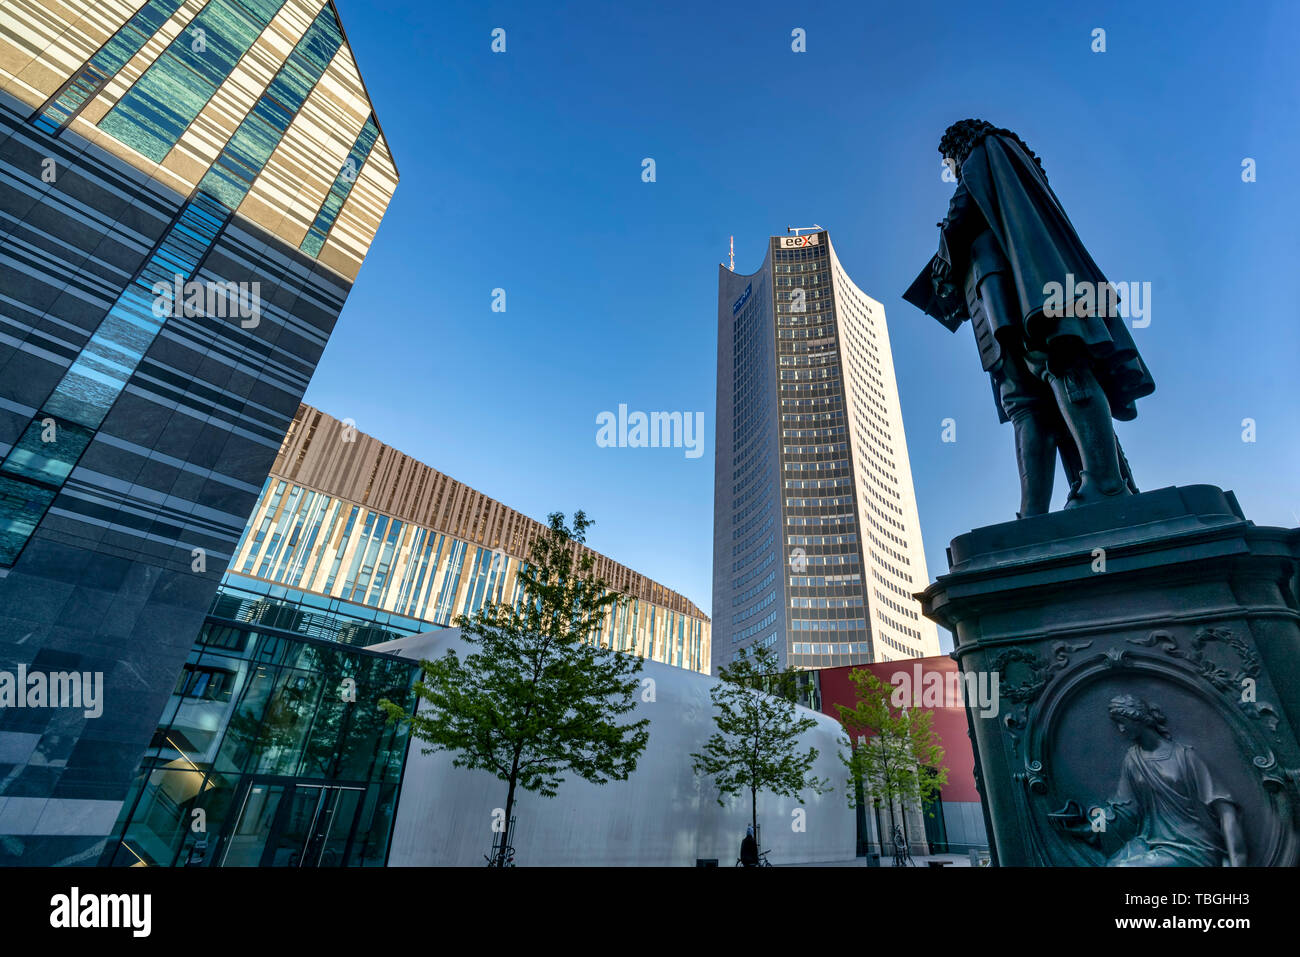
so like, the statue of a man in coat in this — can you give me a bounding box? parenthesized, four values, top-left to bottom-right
(904, 119, 1155, 517)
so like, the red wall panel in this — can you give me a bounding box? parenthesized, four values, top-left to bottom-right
(817, 656, 980, 803)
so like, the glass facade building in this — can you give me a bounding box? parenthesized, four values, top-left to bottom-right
(713, 231, 940, 672)
(229, 404, 713, 672)
(103, 619, 415, 867)
(0, 0, 397, 863)
(97, 389, 717, 866)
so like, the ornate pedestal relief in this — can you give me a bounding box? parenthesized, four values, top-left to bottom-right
(996, 627, 1299, 866)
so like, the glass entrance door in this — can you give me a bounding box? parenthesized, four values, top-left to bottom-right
(222, 780, 365, 867)
(302, 785, 362, 867)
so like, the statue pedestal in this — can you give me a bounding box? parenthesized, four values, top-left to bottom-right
(919, 485, 1300, 866)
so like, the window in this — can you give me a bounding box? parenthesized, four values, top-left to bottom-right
(33, 0, 188, 133)
(301, 117, 379, 256)
(98, 0, 289, 161)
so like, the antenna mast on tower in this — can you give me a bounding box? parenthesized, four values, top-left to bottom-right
(729, 235, 734, 271)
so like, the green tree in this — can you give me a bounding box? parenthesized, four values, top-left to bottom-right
(690, 645, 829, 853)
(380, 511, 650, 866)
(836, 669, 947, 852)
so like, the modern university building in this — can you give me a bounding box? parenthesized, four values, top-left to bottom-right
(714, 230, 940, 673)
(0, 0, 398, 864)
(100, 404, 713, 866)
(224, 404, 712, 672)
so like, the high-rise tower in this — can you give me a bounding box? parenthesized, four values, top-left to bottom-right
(713, 230, 939, 673)
(0, 0, 397, 863)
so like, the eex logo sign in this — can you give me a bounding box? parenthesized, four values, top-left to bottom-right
(779, 234, 820, 248)
(50, 887, 151, 937)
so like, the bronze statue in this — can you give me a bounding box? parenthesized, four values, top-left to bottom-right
(904, 120, 1155, 517)
(1057, 695, 1247, 866)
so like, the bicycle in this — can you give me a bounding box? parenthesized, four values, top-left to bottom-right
(734, 849, 773, 867)
(484, 845, 516, 867)
(485, 814, 518, 867)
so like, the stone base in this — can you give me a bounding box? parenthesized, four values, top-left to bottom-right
(919, 485, 1300, 866)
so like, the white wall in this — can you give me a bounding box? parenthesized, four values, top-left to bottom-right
(375, 629, 856, 866)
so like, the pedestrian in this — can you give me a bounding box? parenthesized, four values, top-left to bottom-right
(740, 824, 758, 867)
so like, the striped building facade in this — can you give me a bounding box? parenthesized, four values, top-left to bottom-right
(0, 0, 397, 863)
(223, 405, 712, 672)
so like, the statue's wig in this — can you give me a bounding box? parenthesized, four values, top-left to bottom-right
(1107, 694, 1172, 739)
(938, 119, 1047, 184)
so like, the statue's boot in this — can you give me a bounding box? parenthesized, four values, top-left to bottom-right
(1050, 366, 1130, 508)
(1066, 470, 1131, 508)
(1011, 411, 1055, 518)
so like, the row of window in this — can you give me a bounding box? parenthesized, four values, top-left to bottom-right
(733, 463, 772, 510)
(790, 573, 861, 587)
(783, 442, 848, 456)
(732, 533, 775, 574)
(873, 567, 914, 601)
(877, 609, 924, 643)
(238, 480, 708, 669)
(780, 350, 839, 367)
(732, 514, 774, 556)
(782, 395, 842, 411)
(789, 553, 859, 568)
(870, 549, 913, 584)
(732, 435, 770, 480)
(240, 481, 510, 624)
(733, 610, 779, 644)
(784, 477, 852, 490)
(732, 589, 777, 625)
(790, 618, 866, 632)
(782, 425, 845, 440)
(785, 460, 850, 474)
(877, 631, 921, 658)
(732, 549, 776, 591)
(791, 642, 873, 658)
(866, 526, 910, 566)
(732, 630, 779, 662)
(786, 495, 854, 508)
(874, 588, 921, 622)
(791, 597, 864, 609)
(732, 497, 772, 541)
(731, 484, 770, 528)
(732, 569, 777, 608)
(786, 534, 857, 546)
(786, 513, 856, 526)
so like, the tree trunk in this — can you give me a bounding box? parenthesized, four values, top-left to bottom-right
(751, 786, 758, 854)
(500, 761, 518, 867)
(888, 796, 899, 857)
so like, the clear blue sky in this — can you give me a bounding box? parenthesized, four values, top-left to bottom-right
(309, 0, 1299, 648)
